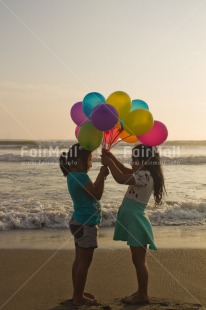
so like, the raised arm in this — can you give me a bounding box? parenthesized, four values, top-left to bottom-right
(84, 166, 109, 200)
(101, 155, 135, 185)
(102, 149, 132, 174)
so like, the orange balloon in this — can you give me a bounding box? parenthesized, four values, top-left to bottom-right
(115, 121, 122, 129)
(119, 130, 138, 143)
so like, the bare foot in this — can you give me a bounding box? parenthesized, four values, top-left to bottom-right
(123, 291, 138, 300)
(84, 292, 95, 299)
(73, 296, 100, 306)
(123, 292, 149, 305)
(64, 292, 95, 303)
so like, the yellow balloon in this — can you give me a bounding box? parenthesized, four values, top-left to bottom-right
(124, 109, 154, 136)
(106, 91, 131, 121)
(119, 130, 138, 143)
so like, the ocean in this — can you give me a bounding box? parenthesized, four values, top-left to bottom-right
(0, 140, 206, 231)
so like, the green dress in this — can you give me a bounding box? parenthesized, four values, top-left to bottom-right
(113, 170, 157, 250)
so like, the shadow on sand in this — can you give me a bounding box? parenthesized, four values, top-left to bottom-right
(49, 297, 203, 310)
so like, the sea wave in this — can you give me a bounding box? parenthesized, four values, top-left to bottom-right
(0, 199, 205, 230)
(0, 153, 206, 165)
(0, 140, 75, 149)
(0, 139, 206, 146)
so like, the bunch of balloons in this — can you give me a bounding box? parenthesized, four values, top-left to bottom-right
(70, 91, 168, 151)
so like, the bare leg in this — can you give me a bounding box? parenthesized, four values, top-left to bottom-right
(123, 246, 149, 304)
(73, 247, 98, 305)
(72, 245, 79, 288)
(71, 245, 95, 300)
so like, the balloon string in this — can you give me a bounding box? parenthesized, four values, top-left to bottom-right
(109, 128, 122, 151)
(109, 130, 113, 150)
(110, 133, 133, 149)
(104, 132, 107, 147)
(102, 132, 106, 149)
(102, 128, 129, 151)
(110, 139, 121, 149)
(108, 130, 115, 151)
(111, 130, 120, 144)
(109, 128, 117, 150)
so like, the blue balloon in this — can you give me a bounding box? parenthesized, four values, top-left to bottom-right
(82, 92, 105, 118)
(131, 99, 149, 111)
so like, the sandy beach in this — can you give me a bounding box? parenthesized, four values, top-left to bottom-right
(0, 228, 206, 310)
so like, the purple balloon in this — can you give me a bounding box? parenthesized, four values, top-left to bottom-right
(70, 102, 89, 126)
(138, 120, 168, 146)
(91, 104, 119, 131)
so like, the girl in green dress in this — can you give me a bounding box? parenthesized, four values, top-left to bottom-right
(101, 144, 165, 305)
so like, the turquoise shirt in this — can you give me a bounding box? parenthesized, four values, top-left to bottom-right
(67, 172, 101, 225)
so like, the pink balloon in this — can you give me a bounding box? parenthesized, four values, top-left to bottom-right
(70, 102, 89, 126)
(75, 126, 80, 139)
(138, 120, 168, 146)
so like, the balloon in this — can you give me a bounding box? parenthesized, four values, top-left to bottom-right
(120, 120, 124, 127)
(91, 104, 118, 131)
(124, 109, 154, 136)
(70, 102, 89, 126)
(75, 126, 80, 139)
(119, 130, 138, 143)
(131, 99, 149, 111)
(114, 121, 124, 129)
(115, 121, 122, 129)
(106, 91, 131, 120)
(82, 92, 105, 118)
(78, 122, 103, 151)
(103, 128, 120, 145)
(138, 120, 168, 146)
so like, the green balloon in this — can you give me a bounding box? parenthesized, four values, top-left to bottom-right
(78, 122, 103, 151)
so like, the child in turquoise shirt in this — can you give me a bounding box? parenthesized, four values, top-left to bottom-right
(60, 143, 109, 306)
(67, 172, 101, 226)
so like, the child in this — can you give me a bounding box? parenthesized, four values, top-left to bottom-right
(101, 144, 165, 305)
(60, 143, 109, 306)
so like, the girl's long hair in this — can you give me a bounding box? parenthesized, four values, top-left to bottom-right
(59, 143, 91, 177)
(132, 144, 166, 205)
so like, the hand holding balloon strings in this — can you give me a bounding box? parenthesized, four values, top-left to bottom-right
(100, 165, 110, 180)
(101, 151, 111, 167)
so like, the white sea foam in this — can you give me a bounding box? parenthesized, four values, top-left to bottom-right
(0, 199, 205, 230)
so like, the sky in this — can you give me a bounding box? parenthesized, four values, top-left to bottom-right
(0, 0, 205, 140)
